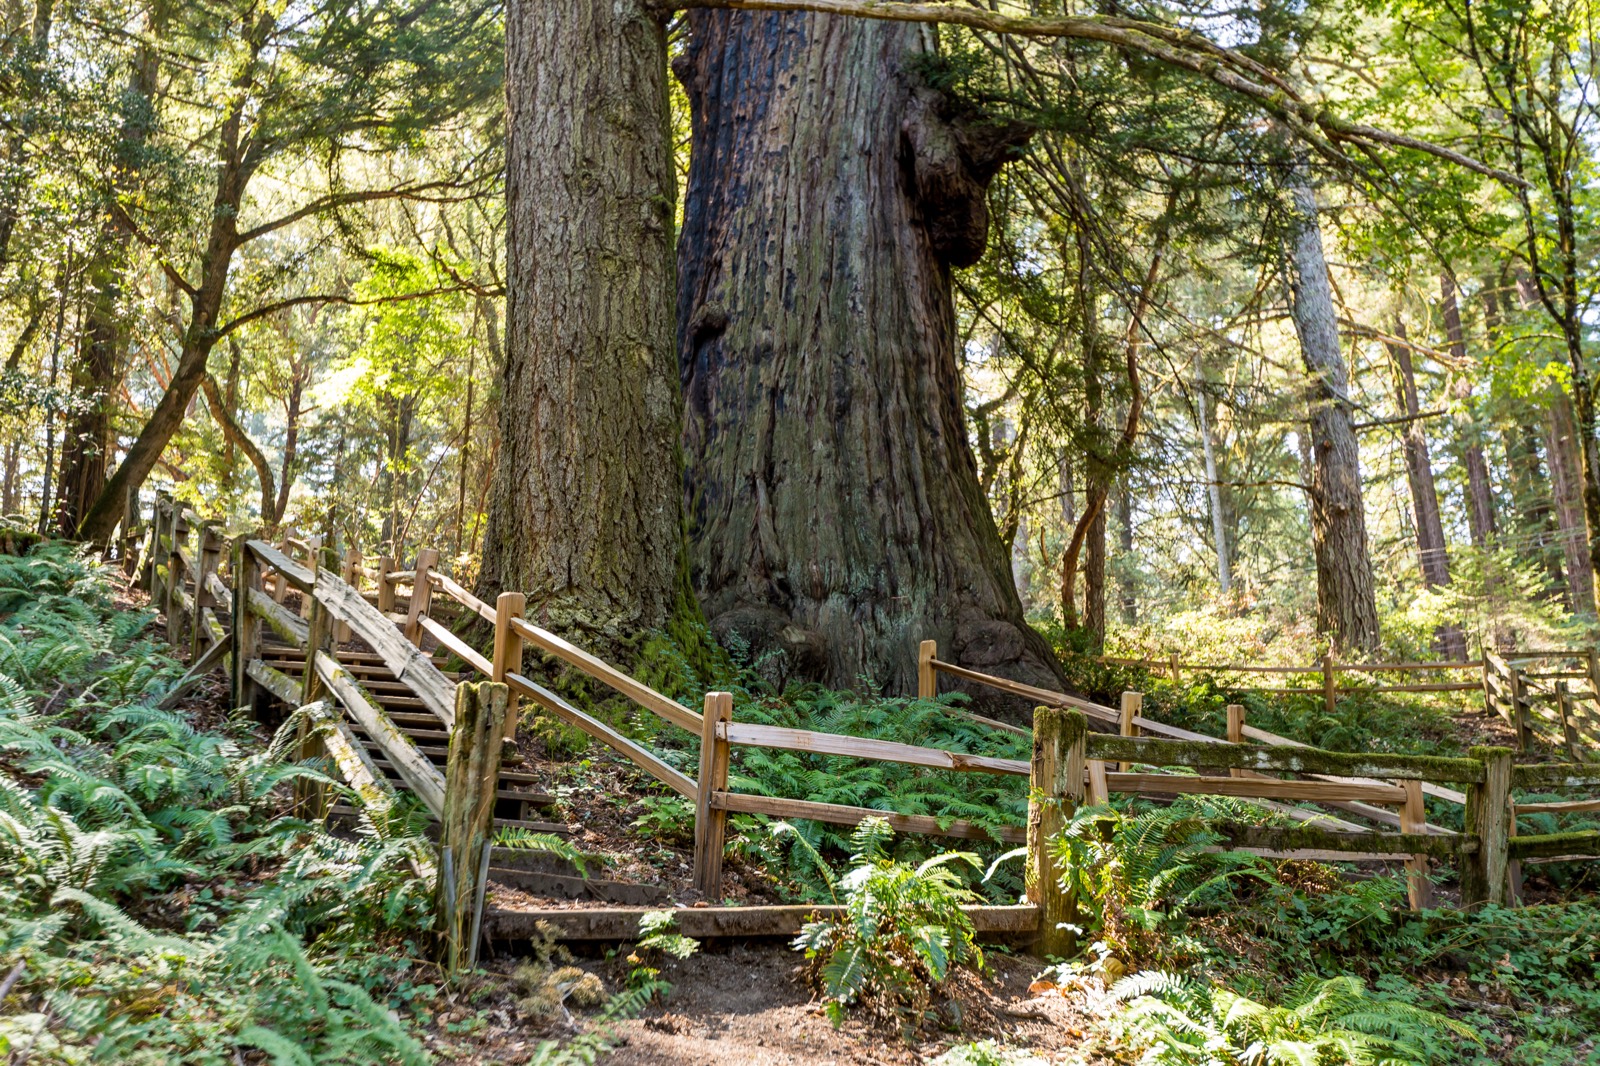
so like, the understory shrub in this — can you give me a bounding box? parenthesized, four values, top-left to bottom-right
(792, 818, 986, 1034)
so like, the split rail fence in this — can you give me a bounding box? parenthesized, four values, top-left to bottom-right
(1093, 647, 1600, 761)
(130, 494, 1600, 953)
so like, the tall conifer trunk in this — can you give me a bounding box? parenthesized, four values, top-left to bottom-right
(1283, 164, 1379, 652)
(1386, 326, 1466, 658)
(479, 0, 682, 650)
(676, 10, 1063, 702)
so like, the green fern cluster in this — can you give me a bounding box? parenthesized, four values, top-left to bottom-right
(1054, 803, 1277, 963)
(792, 818, 985, 1036)
(729, 692, 1030, 897)
(0, 545, 439, 1064)
(1110, 970, 1481, 1065)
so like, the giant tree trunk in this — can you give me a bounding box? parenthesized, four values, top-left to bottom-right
(54, 280, 118, 536)
(676, 10, 1062, 702)
(1386, 326, 1466, 658)
(479, 0, 682, 648)
(1283, 166, 1379, 652)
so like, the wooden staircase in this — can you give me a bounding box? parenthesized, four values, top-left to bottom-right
(256, 639, 566, 833)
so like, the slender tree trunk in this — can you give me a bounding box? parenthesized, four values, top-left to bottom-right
(1196, 375, 1231, 594)
(1385, 324, 1466, 658)
(76, 127, 247, 544)
(54, 264, 117, 536)
(36, 255, 70, 535)
(1283, 163, 1379, 652)
(1440, 273, 1497, 546)
(1116, 480, 1136, 625)
(677, 9, 1061, 701)
(480, 0, 683, 650)
(1546, 387, 1596, 615)
(273, 363, 306, 528)
(1, 438, 18, 516)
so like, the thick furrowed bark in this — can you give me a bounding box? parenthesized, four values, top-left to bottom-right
(479, 0, 682, 652)
(1284, 165, 1378, 652)
(677, 10, 1063, 710)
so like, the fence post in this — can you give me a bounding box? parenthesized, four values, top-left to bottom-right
(1029, 706, 1086, 958)
(493, 592, 526, 743)
(296, 553, 336, 818)
(1169, 653, 1181, 685)
(437, 680, 508, 973)
(231, 539, 261, 715)
(1507, 796, 1523, 907)
(298, 535, 322, 619)
(918, 639, 937, 699)
(1587, 647, 1600, 702)
(272, 535, 291, 605)
(1118, 691, 1141, 773)
(1556, 681, 1581, 760)
(335, 548, 361, 644)
(165, 511, 190, 647)
(190, 523, 221, 660)
(1509, 667, 1529, 751)
(1323, 652, 1338, 715)
(694, 691, 734, 898)
(377, 554, 396, 615)
(1226, 704, 1246, 779)
(1480, 653, 1493, 718)
(1400, 780, 1432, 910)
(405, 548, 439, 646)
(1461, 745, 1513, 907)
(146, 495, 170, 601)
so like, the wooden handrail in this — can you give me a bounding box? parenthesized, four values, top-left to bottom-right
(1104, 771, 1407, 805)
(1087, 733, 1485, 783)
(505, 671, 696, 799)
(710, 791, 1026, 844)
(719, 720, 1029, 776)
(429, 571, 496, 624)
(929, 658, 1120, 723)
(417, 615, 492, 676)
(315, 653, 447, 817)
(508, 616, 701, 733)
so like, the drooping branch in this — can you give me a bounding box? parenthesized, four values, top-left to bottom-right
(658, 0, 1524, 188)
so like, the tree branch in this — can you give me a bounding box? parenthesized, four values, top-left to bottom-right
(215, 282, 493, 339)
(660, 0, 1526, 187)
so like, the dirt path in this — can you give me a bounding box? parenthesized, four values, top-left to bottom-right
(587, 942, 1098, 1065)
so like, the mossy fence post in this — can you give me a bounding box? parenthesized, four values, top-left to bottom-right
(918, 639, 937, 699)
(437, 680, 508, 973)
(294, 545, 338, 818)
(694, 691, 733, 897)
(230, 538, 261, 715)
(1461, 745, 1513, 906)
(1029, 706, 1086, 958)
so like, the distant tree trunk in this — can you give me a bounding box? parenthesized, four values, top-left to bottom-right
(1440, 273, 1497, 547)
(1283, 163, 1379, 652)
(1, 439, 18, 515)
(1385, 324, 1466, 658)
(1546, 388, 1596, 615)
(274, 362, 307, 528)
(676, 9, 1062, 700)
(1196, 375, 1231, 594)
(480, 0, 682, 650)
(1116, 480, 1136, 624)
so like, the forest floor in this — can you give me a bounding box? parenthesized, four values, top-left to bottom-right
(434, 943, 1102, 1066)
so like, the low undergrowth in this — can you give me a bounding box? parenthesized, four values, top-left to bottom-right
(0, 546, 442, 1063)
